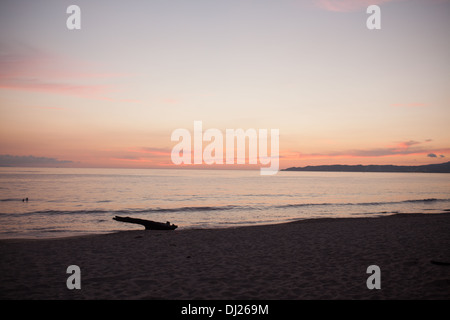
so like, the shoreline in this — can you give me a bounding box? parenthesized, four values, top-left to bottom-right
(1, 212, 450, 299)
(1, 210, 449, 242)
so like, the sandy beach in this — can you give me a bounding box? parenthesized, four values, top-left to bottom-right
(0, 213, 449, 300)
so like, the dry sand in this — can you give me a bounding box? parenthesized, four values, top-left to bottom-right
(0, 213, 449, 300)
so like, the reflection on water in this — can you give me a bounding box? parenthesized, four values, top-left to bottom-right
(0, 167, 449, 238)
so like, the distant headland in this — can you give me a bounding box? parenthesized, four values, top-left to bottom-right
(282, 161, 450, 173)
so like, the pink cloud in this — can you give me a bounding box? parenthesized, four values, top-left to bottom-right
(297, 140, 450, 159)
(108, 147, 175, 167)
(0, 79, 109, 99)
(314, 0, 401, 12)
(0, 46, 130, 80)
(161, 98, 180, 105)
(0, 45, 132, 101)
(119, 98, 142, 104)
(394, 140, 421, 149)
(129, 147, 173, 157)
(26, 105, 67, 111)
(391, 102, 427, 108)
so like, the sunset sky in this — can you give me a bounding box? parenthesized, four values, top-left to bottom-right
(1, 0, 449, 169)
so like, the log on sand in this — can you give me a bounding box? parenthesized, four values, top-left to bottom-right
(113, 216, 177, 230)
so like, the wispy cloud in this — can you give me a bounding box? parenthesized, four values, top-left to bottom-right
(19, 105, 67, 111)
(314, 0, 402, 12)
(297, 140, 450, 159)
(313, 0, 449, 12)
(137, 147, 173, 156)
(0, 155, 74, 167)
(0, 44, 131, 101)
(108, 147, 174, 166)
(161, 98, 181, 105)
(391, 102, 427, 108)
(395, 140, 421, 149)
(0, 79, 109, 99)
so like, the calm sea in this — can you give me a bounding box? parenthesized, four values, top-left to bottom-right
(0, 167, 449, 239)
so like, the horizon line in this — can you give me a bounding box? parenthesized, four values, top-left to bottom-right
(1, 160, 449, 171)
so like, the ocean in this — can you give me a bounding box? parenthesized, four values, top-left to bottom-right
(0, 167, 449, 239)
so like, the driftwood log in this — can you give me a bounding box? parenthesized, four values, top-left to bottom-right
(113, 216, 177, 230)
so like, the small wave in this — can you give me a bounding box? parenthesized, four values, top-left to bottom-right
(404, 198, 441, 203)
(1, 198, 448, 218)
(0, 205, 246, 217)
(276, 198, 450, 209)
(146, 205, 240, 213)
(0, 198, 23, 202)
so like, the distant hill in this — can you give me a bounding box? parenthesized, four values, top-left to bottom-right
(282, 161, 450, 173)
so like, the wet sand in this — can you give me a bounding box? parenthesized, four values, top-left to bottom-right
(0, 213, 449, 299)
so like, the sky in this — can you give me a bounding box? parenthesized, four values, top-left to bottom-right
(0, 0, 449, 169)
